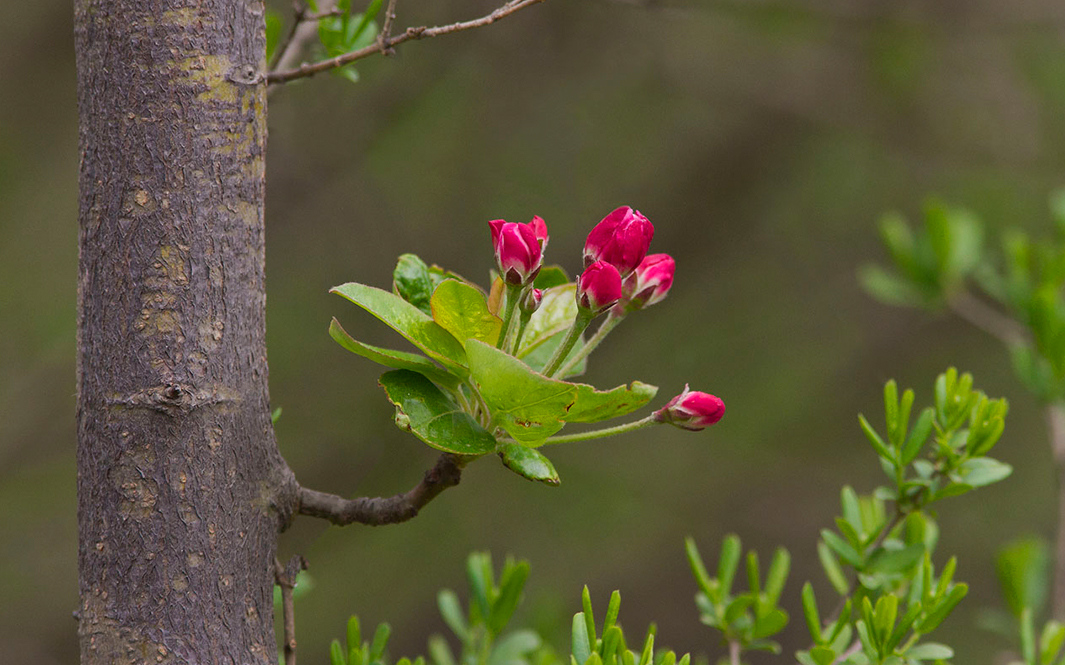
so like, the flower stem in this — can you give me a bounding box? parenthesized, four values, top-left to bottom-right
(556, 311, 625, 377)
(509, 309, 534, 355)
(508, 414, 658, 445)
(542, 310, 594, 378)
(496, 284, 522, 349)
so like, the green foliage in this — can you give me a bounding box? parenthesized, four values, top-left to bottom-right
(787, 370, 1013, 664)
(571, 586, 689, 665)
(685, 535, 791, 657)
(330, 253, 665, 485)
(863, 189, 1065, 402)
(317, 0, 383, 83)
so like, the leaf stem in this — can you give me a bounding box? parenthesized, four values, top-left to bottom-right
(497, 284, 522, 349)
(556, 311, 625, 377)
(542, 310, 594, 377)
(500, 415, 659, 446)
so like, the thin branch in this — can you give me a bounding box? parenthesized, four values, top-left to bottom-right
(267, 0, 548, 85)
(378, 0, 400, 53)
(946, 290, 1028, 347)
(727, 640, 741, 665)
(274, 555, 308, 665)
(271, 0, 341, 76)
(297, 453, 465, 526)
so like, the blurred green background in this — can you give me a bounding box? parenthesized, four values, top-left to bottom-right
(5, 0, 1065, 662)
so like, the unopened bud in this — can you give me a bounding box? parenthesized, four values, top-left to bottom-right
(653, 386, 725, 431)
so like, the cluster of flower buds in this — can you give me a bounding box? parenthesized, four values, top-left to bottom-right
(654, 386, 726, 431)
(579, 206, 675, 313)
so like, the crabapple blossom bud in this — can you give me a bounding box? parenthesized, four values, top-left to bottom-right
(583, 206, 654, 277)
(489, 219, 542, 285)
(654, 386, 725, 431)
(576, 261, 622, 313)
(519, 288, 543, 314)
(621, 254, 675, 311)
(528, 216, 549, 250)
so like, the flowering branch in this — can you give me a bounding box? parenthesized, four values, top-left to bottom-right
(266, 0, 548, 86)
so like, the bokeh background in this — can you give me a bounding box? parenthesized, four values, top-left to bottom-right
(5, 0, 1065, 661)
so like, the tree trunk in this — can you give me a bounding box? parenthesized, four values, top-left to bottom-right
(74, 1, 295, 662)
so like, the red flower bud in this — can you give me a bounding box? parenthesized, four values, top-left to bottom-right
(528, 216, 549, 250)
(654, 386, 725, 431)
(583, 206, 654, 277)
(520, 287, 543, 314)
(621, 254, 675, 310)
(577, 261, 623, 313)
(489, 219, 542, 285)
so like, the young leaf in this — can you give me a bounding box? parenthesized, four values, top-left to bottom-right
(330, 318, 458, 387)
(684, 538, 715, 598)
(533, 266, 570, 290)
(393, 253, 439, 315)
(718, 535, 742, 598)
(332, 639, 347, 665)
(859, 415, 893, 460)
(466, 340, 577, 443)
(369, 623, 391, 661)
(866, 544, 924, 575)
(378, 370, 496, 455)
(437, 590, 469, 641)
(764, 548, 791, 607)
(489, 559, 530, 634)
(605, 591, 621, 631)
(905, 643, 954, 661)
(497, 442, 560, 485)
(901, 407, 935, 465)
(572, 613, 592, 665)
(332, 282, 469, 372)
(430, 279, 503, 349)
(518, 285, 579, 357)
(582, 586, 597, 651)
(562, 381, 658, 424)
(801, 582, 823, 644)
(818, 541, 850, 595)
(821, 529, 863, 568)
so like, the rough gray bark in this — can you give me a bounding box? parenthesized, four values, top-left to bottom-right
(74, 1, 297, 662)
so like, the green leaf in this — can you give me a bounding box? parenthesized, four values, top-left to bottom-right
(431, 279, 503, 349)
(866, 544, 925, 575)
(562, 381, 658, 424)
(802, 583, 823, 644)
(605, 591, 621, 631)
(764, 548, 791, 607)
(347, 616, 361, 653)
(718, 534, 742, 598)
(497, 442, 560, 486)
(724, 595, 754, 624)
(428, 636, 455, 665)
(369, 623, 390, 661)
(1042, 621, 1065, 665)
(534, 265, 570, 290)
(684, 538, 715, 598)
(272, 407, 283, 424)
(393, 253, 440, 315)
(378, 370, 496, 455)
(859, 414, 893, 460)
(916, 583, 967, 633)
(582, 586, 596, 647)
(467, 553, 492, 623)
(572, 613, 591, 665)
(489, 631, 542, 665)
(330, 318, 458, 387)
(901, 407, 935, 465)
(753, 608, 788, 639)
(265, 11, 283, 62)
(489, 559, 530, 633)
(437, 590, 468, 641)
(822, 529, 863, 567)
(818, 541, 850, 595)
(810, 647, 837, 665)
(332, 639, 347, 665)
(859, 264, 926, 307)
(841, 486, 864, 539)
(1022, 608, 1037, 665)
(905, 644, 953, 661)
(332, 282, 468, 372)
(958, 457, 1013, 488)
(467, 340, 577, 443)
(997, 538, 1050, 617)
(518, 285, 578, 357)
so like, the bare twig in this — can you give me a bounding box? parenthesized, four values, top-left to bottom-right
(728, 640, 741, 665)
(297, 453, 465, 526)
(271, 0, 341, 76)
(378, 0, 400, 53)
(267, 0, 548, 85)
(274, 555, 309, 665)
(946, 290, 1028, 347)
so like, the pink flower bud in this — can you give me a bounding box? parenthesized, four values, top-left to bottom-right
(489, 219, 542, 285)
(520, 287, 543, 314)
(528, 216, 549, 250)
(621, 254, 675, 310)
(577, 261, 623, 313)
(583, 206, 655, 277)
(654, 386, 725, 431)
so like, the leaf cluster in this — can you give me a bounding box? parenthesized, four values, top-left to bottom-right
(684, 535, 790, 657)
(329, 253, 659, 484)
